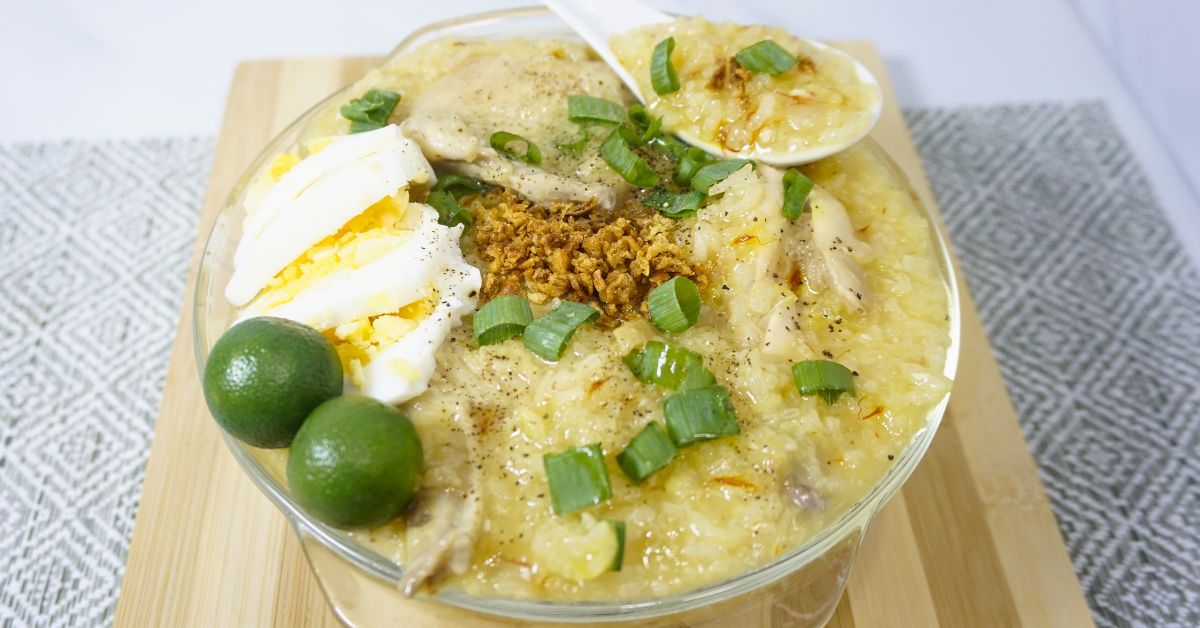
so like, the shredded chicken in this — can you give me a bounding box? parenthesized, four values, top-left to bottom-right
(398, 483, 482, 596)
(808, 186, 870, 310)
(396, 53, 627, 208)
(782, 472, 827, 512)
(468, 189, 710, 326)
(761, 296, 809, 358)
(397, 424, 482, 596)
(402, 115, 616, 208)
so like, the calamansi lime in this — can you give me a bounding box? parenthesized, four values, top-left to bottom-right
(287, 395, 423, 528)
(202, 316, 342, 448)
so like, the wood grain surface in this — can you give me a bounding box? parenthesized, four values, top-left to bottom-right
(113, 44, 1094, 627)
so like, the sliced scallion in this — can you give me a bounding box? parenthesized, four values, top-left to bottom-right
(791, 359, 856, 405)
(781, 168, 815, 220)
(340, 89, 400, 133)
(647, 276, 701, 333)
(557, 126, 592, 153)
(734, 40, 798, 75)
(543, 444, 612, 515)
(523, 301, 600, 362)
(607, 520, 626, 571)
(622, 105, 662, 147)
(650, 37, 681, 95)
(567, 94, 627, 126)
(616, 422, 678, 483)
(622, 340, 715, 391)
(490, 131, 542, 165)
(432, 173, 489, 199)
(664, 386, 740, 447)
(674, 147, 717, 187)
(600, 129, 660, 188)
(652, 134, 689, 161)
(473, 295, 532, 346)
(426, 190, 473, 229)
(618, 123, 659, 148)
(690, 159, 754, 193)
(643, 188, 705, 219)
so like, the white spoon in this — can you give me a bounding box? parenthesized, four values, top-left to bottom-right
(543, 0, 883, 166)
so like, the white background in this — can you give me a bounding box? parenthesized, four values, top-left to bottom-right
(2, 0, 1196, 261)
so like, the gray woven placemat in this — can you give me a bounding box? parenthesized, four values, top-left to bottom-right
(0, 138, 211, 627)
(908, 102, 1200, 627)
(0, 103, 1196, 627)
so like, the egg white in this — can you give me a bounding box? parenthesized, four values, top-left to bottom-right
(240, 205, 452, 331)
(226, 125, 435, 307)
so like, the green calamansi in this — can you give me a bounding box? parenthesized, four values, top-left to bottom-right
(287, 395, 423, 528)
(202, 316, 342, 448)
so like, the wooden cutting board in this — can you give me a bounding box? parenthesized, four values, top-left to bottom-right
(113, 43, 1094, 627)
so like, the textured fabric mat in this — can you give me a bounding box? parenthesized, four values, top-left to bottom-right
(0, 102, 1197, 626)
(908, 102, 1199, 627)
(0, 138, 211, 627)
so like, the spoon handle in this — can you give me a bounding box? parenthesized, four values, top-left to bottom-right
(543, 0, 672, 102)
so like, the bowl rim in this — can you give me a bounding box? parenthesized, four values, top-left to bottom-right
(192, 6, 962, 622)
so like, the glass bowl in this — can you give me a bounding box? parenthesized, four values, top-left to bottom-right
(192, 7, 961, 626)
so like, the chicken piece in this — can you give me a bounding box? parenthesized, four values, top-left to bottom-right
(401, 112, 617, 209)
(398, 52, 627, 208)
(782, 455, 827, 512)
(397, 429, 482, 596)
(398, 483, 482, 596)
(808, 186, 870, 310)
(761, 296, 813, 358)
(782, 473, 827, 512)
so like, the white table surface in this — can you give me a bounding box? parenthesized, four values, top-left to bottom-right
(3, 0, 1197, 262)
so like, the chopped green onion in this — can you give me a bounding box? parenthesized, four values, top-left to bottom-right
(523, 301, 600, 362)
(791, 359, 856, 405)
(664, 387, 740, 446)
(650, 37, 681, 95)
(607, 520, 626, 571)
(600, 129, 660, 188)
(625, 105, 662, 146)
(643, 188, 705, 219)
(781, 168, 814, 220)
(616, 422, 678, 483)
(652, 134, 689, 161)
(567, 94, 627, 126)
(622, 340, 715, 391)
(647, 276, 701, 333)
(490, 131, 542, 165)
(558, 137, 589, 153)
(432, 173, 489, 199)
(690, 159, 754, 193)
(618, 123, 659, 148)
(473, 295, 532, 346)
(543, 444, 612, 515)
(426, 190, 473, 229)
(674, 147, 717, 187)
(617, 105, 663, 148)
(340, 89, 400, 133)
(557, 125, 592, 153)
(734, 40, 798, 75)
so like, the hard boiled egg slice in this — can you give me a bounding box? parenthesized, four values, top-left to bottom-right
(242, 205, 454, 331)
(239, 129, 406, 262)
(358, 261, 480, 403)
(246, 204, 481, 405)
(226, 125, 434, 307)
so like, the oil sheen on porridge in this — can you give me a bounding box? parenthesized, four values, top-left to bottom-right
(251, 36, 950, 601)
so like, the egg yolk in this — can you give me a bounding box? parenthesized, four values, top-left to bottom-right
(324, 295, 438, 387)
(258, 192, 413, 310)
(255, 140, 438, 390)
